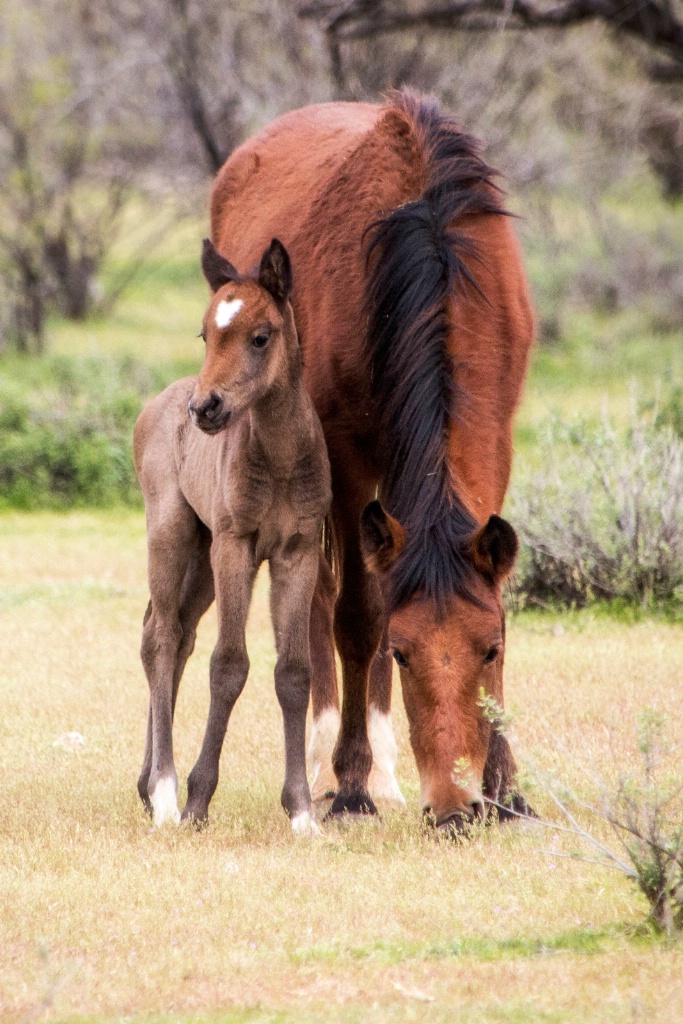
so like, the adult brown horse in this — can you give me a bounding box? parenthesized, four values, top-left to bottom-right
(209, 91, 534, 832)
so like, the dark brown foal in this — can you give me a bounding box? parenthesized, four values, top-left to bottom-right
(134, 238, 331, 832)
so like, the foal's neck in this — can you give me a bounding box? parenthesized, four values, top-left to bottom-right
(247, 359, 311, 472)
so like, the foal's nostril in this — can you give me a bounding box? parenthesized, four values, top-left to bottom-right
(201, 393, 223, 420)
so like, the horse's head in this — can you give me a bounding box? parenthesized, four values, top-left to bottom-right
(360, 501, 518, 834)
(189, 237, 297, 434)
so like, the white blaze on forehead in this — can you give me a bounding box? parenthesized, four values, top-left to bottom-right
(215, 298, 244, 329)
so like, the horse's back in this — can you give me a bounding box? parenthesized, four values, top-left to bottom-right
(210, 102, 380, 270)
(134, 379, 197, 517)
(209, 97, 534, 513)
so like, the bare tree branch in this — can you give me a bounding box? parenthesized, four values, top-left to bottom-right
(301, 0, 683, 72)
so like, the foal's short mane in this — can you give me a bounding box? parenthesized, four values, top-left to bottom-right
(366, 91, 505, 611)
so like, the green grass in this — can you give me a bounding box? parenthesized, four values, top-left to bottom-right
(1, 512, 682, 1023)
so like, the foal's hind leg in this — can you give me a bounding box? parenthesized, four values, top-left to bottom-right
(139, 501, 202, 826)
(138, 525, 214, 813)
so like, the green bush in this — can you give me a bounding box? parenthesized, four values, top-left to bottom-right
(0, 355, 174, 508)
(508, 415, 683, 607)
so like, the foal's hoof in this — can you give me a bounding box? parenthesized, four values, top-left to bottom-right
(325, 790, 378, 820)
(291, 811, 323, 837)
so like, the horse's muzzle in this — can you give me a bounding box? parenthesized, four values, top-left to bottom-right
(424, 799, 486, 838)
(188, 392, 231, 434)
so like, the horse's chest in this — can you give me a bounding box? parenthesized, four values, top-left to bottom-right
(228, 460, 321, 559)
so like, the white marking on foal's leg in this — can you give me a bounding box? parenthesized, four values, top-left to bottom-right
(308, 706, 340, 801)
(215, 298, 243, 329)
(368, 706, 406, 805)
(150, 777, 181, 827)
(291, 811, 322, 837)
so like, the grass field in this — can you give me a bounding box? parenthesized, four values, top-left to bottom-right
(1, 511, 682, 1023)
(2, 206, 683, 1021)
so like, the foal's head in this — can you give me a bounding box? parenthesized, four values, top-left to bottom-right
(189, 238, 298, 434)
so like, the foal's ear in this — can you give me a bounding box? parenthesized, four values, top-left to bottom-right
(360, 501, 406, 575)
(201, 238, 240, 292)
(258, 238, 292, 306)
(470, 515, 518, 583)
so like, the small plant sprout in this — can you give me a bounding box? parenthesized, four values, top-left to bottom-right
(451, 757, 474, 790)
(477, 688, 514, 734)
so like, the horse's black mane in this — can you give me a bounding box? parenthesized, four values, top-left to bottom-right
(366, 91, 504, 612)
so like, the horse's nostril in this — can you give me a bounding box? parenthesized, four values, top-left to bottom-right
(202, 393, 222, 419)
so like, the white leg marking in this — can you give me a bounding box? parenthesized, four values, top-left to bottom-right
(308, 706, 340, 802)
(215, 298, 243, 329)
(150, 777, 180, 827)
(368, 707, 406, 805)
(291, 811, 322, 837)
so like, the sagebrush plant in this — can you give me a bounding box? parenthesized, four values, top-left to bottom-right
(0, 355, 169, 508)
(508, 413, 683, 607)
(511, 709, 683, 935)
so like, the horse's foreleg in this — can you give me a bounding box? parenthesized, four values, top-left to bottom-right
(270, 540, 320, 834)
(308, 550, 340, 802)
(367, 628, 405, 806)
(183, 533, 255, 825)
(328, 540, 383, 818)
(140, 519, 197, 827)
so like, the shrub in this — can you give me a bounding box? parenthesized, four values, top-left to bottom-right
(0, 355, 171, 508)
(505, 710, 683, 935)
(508, 415, 683, 607)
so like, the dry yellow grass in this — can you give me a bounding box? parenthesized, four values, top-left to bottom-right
(1, 512, 682, 1023)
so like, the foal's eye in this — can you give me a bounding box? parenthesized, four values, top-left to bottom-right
(392, 648, 409, 669)
(252, 332, 269, 349)
(483, 645, 500, 665)
(198, 328, 206, 342)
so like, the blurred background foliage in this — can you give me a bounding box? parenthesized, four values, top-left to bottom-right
(0, 0, 682, 608)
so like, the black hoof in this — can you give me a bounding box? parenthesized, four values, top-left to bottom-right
(181, 806, 209, 829)
(490, 793, 538, 824)
(325, 790, 378, 819)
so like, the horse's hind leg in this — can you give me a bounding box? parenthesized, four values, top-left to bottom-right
(139, 500, 201, 826)
(367, 625, 405, 806)
(138, 524, 215, 813)
(308, 550, 340, 802)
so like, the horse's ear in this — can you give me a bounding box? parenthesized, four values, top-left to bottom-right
(201, 238, 239, 292)
(258, 238, 292, 305)
(360, 500, 406, 575)
(470, 515, 518, 582)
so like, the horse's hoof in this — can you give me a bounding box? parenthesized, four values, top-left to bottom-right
(490, 793, 538, 824)
(325, 790, 378, 819)
(150, 777, 181, 827)
(181, 806, 209, 830)
(291, 811, 323, 837)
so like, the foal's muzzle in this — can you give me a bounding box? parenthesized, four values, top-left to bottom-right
(188, 391, 230, 434)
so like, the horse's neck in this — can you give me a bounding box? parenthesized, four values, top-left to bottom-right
(247, 377, 312, 471)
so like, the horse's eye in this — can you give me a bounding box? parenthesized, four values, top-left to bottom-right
(483, 645, 500, 665)
(198, 328, 206, 342)
(392, 648, 408, 669)
(252, 332, 269, 348)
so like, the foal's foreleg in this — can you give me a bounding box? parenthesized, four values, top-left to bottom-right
(270, 541, 320, 834)
(183, 533, 255, 824)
